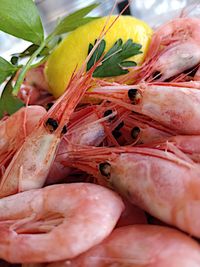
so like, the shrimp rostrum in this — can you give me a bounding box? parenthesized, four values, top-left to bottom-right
(65, 145, 200, 238)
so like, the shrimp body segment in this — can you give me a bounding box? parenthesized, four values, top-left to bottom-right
(45, 225, 200, 267)
(0, 183, 124, 263)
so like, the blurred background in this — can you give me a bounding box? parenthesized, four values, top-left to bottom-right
(0, 0, 199, 59)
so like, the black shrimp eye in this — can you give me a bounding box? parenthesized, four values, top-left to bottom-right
(112, 129, 122, 139)
(152, 71, 162, 80)
(104, 109, 113, 117)
(103, 110, 116, 121)
(99, 162, 111, 179)
(61, 125, 68, 135)
(115, 121, 124, 131)
(128, 89, 141, 104)
(45, 118, 58, 133)
(46, 102, 54, 111)
(131, 126, 140, 139)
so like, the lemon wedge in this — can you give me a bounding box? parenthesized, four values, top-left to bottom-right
(45, 16, 152, 98)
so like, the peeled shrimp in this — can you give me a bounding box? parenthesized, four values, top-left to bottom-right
(0, 65, 96, 198)
(0, 183, 124, 263)
(42, 225, 200, 267)
(0, 105, 46, 171)
(65, 145, 200, 237)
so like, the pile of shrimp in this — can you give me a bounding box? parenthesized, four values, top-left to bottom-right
(2, 11, 200, 267)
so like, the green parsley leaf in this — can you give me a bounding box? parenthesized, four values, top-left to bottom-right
(0, 57, 18, 84)
(87, 39, 106, 71)
(0, 79, 24, 119)
(11, 44, 50, 66)
(0, 0, 44, 45)
(119, 61, 137, 67)
(89, 39, 142, 77)
(53, 4, 99, 36)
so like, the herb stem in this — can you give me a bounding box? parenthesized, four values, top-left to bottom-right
(12, 34, 54, 96)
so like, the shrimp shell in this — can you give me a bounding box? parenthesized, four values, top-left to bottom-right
(0, 183, 124, 263)
(42, 225, 200, 267)
(64, 145, 200, 237)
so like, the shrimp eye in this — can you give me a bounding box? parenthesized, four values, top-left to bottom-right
(152, 71, 162, 80)
(131, 126, 140, 139)
(112, 121, 124, 139)
(45, 118, 58, 133)
(104, 109, 113, 117)
(99, 162, 111, 179)
(112, 129, 122, 139)
(46, 102, 54, 111)
(128, 89, 141, 104)
(115, 121, 124, 131)
(61, 125, 68, 135)
(103, 109, 116, 122)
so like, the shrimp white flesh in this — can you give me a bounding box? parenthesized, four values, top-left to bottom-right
(0, 183, 124, 263)
(87, 83, 200, 135)
(43, 225, 200, 267)
(0, 106, 46, 169)
(64, 145, 200, 237)
(0, 67, 96, 198)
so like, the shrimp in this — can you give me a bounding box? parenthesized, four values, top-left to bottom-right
(116, 17, 200, 84)
(0, 105, 46, 171)
(139, 17, 200, 82)
(64, 145, 200, 237)
(87, 83, 200, 135)
(0, 183, 124, 263)
(40, 225, 200, 267)
(0, 64, 96, 198)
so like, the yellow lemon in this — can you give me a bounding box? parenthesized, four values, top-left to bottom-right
(45, 16, 152, 98)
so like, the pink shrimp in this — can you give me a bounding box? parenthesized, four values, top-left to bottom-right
(138, 17, 200, 83)
(0, 106, 46, 172)
(64, 145, 200, 237)
(0, 183, 124, 263)
(87, 82, 200, 135)
(0, 64, 96, 198)
(41, 225, 200, 267)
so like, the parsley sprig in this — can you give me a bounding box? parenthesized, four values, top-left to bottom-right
(0, 0, 99, 118)
(87, 38, 142, 77)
